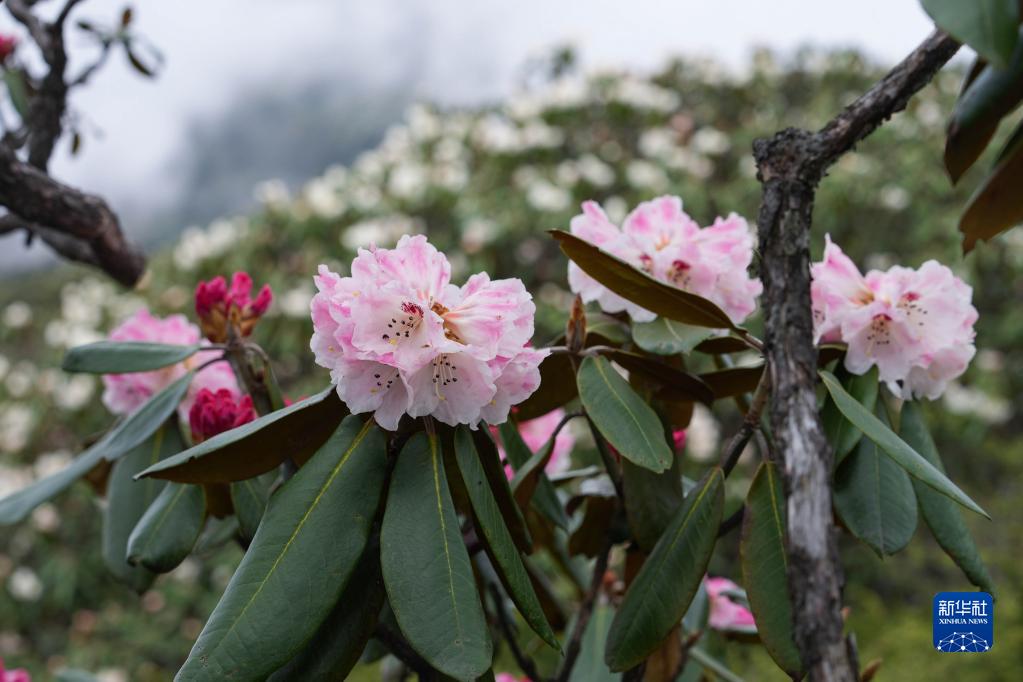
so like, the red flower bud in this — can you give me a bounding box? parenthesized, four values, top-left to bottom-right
(193, 271, 273, 342)
(0, 35, 18, 64)
(189, 388, 256, 443)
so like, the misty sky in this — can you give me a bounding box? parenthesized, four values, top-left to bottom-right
(1, 0, 941, 273)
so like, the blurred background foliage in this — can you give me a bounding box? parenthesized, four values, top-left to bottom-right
(1, 47, 1021, 680)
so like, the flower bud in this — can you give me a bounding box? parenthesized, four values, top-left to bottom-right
(0, 35, 18, 64)
(194, 272, 273, 342)
(188, 388, 256, 443)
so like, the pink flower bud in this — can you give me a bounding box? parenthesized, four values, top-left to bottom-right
(251, 284, 273, 316)
(0, 35, 18, 64)
(673, 428, 686, 452)
(228, 271, 254, 307)
(189, 388, 256, 443)
(194, 272, 272, 342)
(195, 276, 227, 318)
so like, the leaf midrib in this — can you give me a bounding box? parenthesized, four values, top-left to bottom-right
(590, 358, 664, 469)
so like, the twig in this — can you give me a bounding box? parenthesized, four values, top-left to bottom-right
(718, 371, 770, 476)
(374, 623, 435, 679)
(585, 416, 624, 499)
(753, 29, 959, 681)
(489, 584, 544, 682)
(555, 539, 611, 682)
(717, 507, 744, 538)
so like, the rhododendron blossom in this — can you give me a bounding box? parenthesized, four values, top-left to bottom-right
(705, 576, 756, 632)
(496, 408, 576, 479)
(567, 196, 762, 324)
(0, 658, 30, 682)
(310, 235, 544, 429)
(811, 236, 977, 400)
(195, 272, 273, 342)
(101, 308, 240, 419)
(189, 388, 256, 442)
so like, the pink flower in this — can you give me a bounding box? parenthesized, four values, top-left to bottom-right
(310, 235, 543, 429)
(567, 196, 762, 325)
(673, 428, 686, 452)
(495, 407, 576, 479)
(0, 35, 17, 64)
(189, 388, 256, 442)
(495, 675, 529, 682)
(0, 658, 30, 682)
(810, 236, 977, 400)
(705, 576, 756, 632)
(195, 272, 273, 342)
(101, 308, 241, 420)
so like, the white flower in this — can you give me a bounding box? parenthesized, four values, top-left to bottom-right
(2, 302, 32, 329)
(7, 567, 43, 602)
(388, 162, 429, 200)
(880, 185, 910, 211)
(577, 154, 615, 187)
(253, 179, 291, 207)
(691, 127, 731, 155)
(625, 160, 669, 190)
(526, 180, 572, 213)
(684, 404, 720, 462)
(54, 374, 96, 412)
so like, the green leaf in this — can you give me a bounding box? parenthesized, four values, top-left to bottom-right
(834, 406, 918, 557)
(740, 461, 802, 679)
(569, 604, 621, 682)
(455, 428, 559, 650)
(693, 336, 752, 355)
(632, 318, 714, 355)
(231, 472, 276, 542)
(552, 230, 735, 329)
(604, 350, 714, 405)
(698, 365, 764, 401)
(959, 116, 1023, 252)
(822, 366, 878, 467)
(102, 423, 183, 589)
(3, 69, 29, 119)
(177, 416, 387, 680)
(268, 539, 386, 681)
(500, 421, 569, 530)
(921, 0, 1019, 68)
(819, 370, 988, 518)
(900, 403, 995, 593)
(605, 468, 724, 671)
(515, 352, 578, 421)
(381, 432, 492, 680)
(136, 387, 346, 483)
(0, 371, 192, 525)
(62, 341, 201, 374)
(126, 482, 206, 573)
(578, 356, 673, 473)
(944, 33, 1023, 183)
(622, 457, 683, 552)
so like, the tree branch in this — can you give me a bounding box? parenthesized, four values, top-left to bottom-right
(753, 30, 958, 682)
(555, 539, 611, 682)
(0, 145, 145, 285)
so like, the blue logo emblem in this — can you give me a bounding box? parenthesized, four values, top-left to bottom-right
(933, 592, 993, 653)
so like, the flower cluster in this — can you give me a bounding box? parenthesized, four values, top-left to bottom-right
(567, 196, 762, 324)
(310, 235, 544, 429)
(0, 658, 29, 682)
(101, 308, 240, 419)
(189, 388, 256, 442)
(194, 272, 273, 343)
(705, 576, 756, 632)
(811, 236, 978, 400)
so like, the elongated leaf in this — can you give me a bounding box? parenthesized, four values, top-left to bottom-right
(605, 468, 724, 671)
(900, 403, 995, 593)
(693, 336, 751, 355)
(472, 429, 532, 553)
(137, 387, 346, 483)
(127, 482, 205, 572)
(382, 433, 492, 680)
(578, 356, 672, 473)
(516, 352, 578, 421)
(622, 457, 683, 552)
(552, 230, 735, 329)
(231, 472, 276, 541)
(569, 604, 621, 682)
(605, 350, 713, 406)
(102, 424, 182, 589)
(834, 405, 918, 557)
(3, 69, 29, 118)
(0, 372, 192, 525)
(268, 540, 386, 681)
(960, 118, 1023, 252)
(698, 365, 764, 400)
(819, 371, 987, 517)
(921, 0, 1019, 68)
(822, 366, 878, 467)
(177, 416, 387, 680)
(944, 32, 1023, 183)
(62, 341, 201, 374)
(632, 318, 714, 355)
(740, 461, 802, 679)
(500, 421, 569, 530)
(455, 428, 558, 649)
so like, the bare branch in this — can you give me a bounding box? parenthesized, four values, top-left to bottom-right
(753, 30, 959, 681)
(0, 144, 145, 285)
(555, 539, 611, 682)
